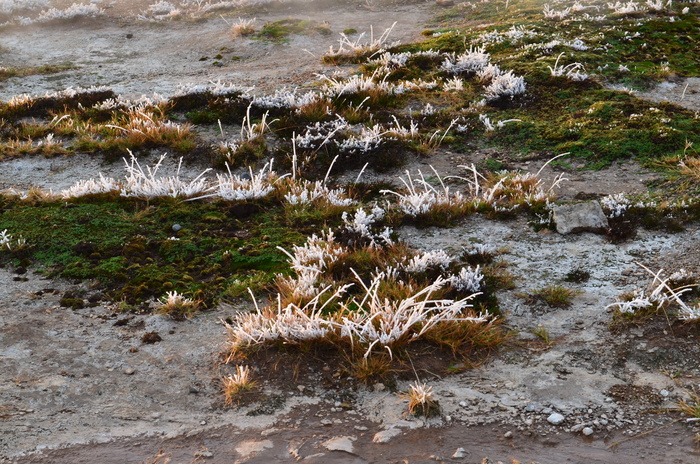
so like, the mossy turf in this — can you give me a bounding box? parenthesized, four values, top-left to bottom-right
(0, 196, 316, 309)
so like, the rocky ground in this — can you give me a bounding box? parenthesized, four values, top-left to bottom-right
(1, 1, 700, 463)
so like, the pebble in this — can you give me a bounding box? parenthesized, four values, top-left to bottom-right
(504, 431, 513, 438)
(452, 447, 467, 458)
(123, 367, 135, 375)
(172, 224, 182, 232)
(372, 428, 401, 443)
(570, 424, 585, 433)
(373, 383, 386, 392)
(582, 427, 594, 436)
(547, 413, 566, 425)
(660, 389, 669, 397)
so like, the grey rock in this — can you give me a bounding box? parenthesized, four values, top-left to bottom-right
(372, 428, 401, 443)
(123, 367, 135, 375)
(504, 431, 513, 438)
(582, 427, 594, 436)
(552, 201, 608, 235)
(452, 447, 467, 458)
(547, 412, 566, 425)
(322, 436, 355, 453)
(570, 423, 585, 433)
(172, 224, 182, 232)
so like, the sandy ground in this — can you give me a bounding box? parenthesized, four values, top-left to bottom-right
(1, 1, 700, 463)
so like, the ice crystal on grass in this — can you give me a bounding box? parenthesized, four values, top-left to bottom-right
(403, 250, 453, 274)
(601, 193, 631, 218)
(449, 266, 485, 293)
(543, 4, 572, 20)
(121, 152, 211, 200)
(252, 88, 319, 110)
(36, 2, 104, 22)
(548, 53, 588, 81)
(381, 168, 466, 217)
(608, 1, 642, 14)
(607, 263, 700, 321)
(338, 274, 487, 357)
(284, 180, 355, 207)
(202, 163, 276, 201)
(341, 206, 393, 247)
(61, 174, 120, 199)
(0, 229, 25, 251)
(323, 22, 399, 61)
(441, 47, 490, 75)
(483, 71, 526, 102)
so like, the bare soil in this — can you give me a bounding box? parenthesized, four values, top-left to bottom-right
(2, 1, 700, 463)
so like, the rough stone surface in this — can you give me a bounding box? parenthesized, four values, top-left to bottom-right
(553, 201, 609, 235)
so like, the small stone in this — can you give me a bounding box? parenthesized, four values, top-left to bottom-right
(459, 401, 468, 408)
(189, 386, 200, 394)
(322, 436, 355, 453)
(373, 383, 386, 392)
(452, 447, 467, 458)
(582, 427, 594, 436)
(320, 419, 333, 426)
(622, 268, 634, 276)
(123, 367, 135, 375)
(194, 450, 213, 458)
(200, 420, 207, 425)
(297, 385, 306, 392)
(570, 424, 585, 433)
(372, 428, 401, 443)
(547, 413, 566, 425)
(660, 389, 669, 397)
(552, 201, 608, 235)
(172, 224, 182, 232)
(504, 431, 513, 438)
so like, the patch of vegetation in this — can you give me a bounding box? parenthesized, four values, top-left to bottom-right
(0, 197, 309, 310)
(523, 285, 580, 308)
(254, 18, 331, 44)
(0, 63, 76, 82)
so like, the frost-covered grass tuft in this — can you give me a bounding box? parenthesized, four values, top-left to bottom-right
(156, 290, 200, 320)
(607, 263, 700, 322)
(381, 168, 467, 218)
(120, 152, 211, 200)
(483, 71, 526, 102)
(222, 365, 256, 405)
(441, 46, 490, 75)
(398, 381, 440, 417)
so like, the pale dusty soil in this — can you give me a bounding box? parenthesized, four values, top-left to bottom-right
(1, 1, 700, 463)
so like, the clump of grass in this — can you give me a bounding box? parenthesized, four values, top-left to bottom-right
(525, 285, 579, 308)
(564, 266, 591, 283)
(677, 388, 700, 420)
(222, 365, 257, 406)
(531, 325, 552, 345)
(155, 290, 200, 320)
(608, 263, 700, 322)
(398, 381, 440, 417)
(230, 17, 256, 37)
